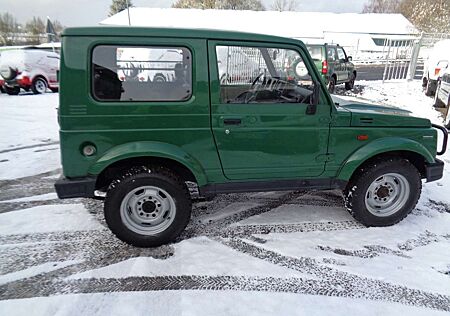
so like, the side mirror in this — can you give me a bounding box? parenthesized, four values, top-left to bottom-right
(306, 81, 320, 115)
(347, 56, 352, 61)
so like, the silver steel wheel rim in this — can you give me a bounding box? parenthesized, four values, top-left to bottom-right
(35, 79, 47, 93)
(365, 173, 410, 217)
(120, 186, 176, 235)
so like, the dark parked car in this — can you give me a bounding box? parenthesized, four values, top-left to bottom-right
(307, 44, 356, 93)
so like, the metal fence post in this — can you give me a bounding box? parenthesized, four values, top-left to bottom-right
(407, 35, 422, 81)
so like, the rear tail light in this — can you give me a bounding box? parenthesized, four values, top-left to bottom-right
(17, 76, 31, 86)
(322, 60, 328, 75)
(435, 68, 441, 76)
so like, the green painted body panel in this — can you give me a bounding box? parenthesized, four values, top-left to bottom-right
(58, 26, 440, 189)
(87, 141, 208, 186)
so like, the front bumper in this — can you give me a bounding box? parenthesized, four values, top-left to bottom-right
(55, 176, 97, 199)
(425, 159, 444, 182)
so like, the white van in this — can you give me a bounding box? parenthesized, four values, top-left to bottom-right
(0, 48, 60, 95)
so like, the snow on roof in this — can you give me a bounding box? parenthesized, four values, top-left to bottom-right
(100, 8, 419, 39)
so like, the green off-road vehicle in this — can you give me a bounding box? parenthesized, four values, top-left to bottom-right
(307, 43, 356, 93)
(55, 27, 447, 247)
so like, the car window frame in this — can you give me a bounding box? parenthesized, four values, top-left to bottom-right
(90, 44, 194, 103)
(336, 46, 347, 62)
(208, 40, 332, 108)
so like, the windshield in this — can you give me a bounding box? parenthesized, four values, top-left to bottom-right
(216, 45, 314, 104)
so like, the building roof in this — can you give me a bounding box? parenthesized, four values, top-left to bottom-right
(100, 8, 419, 39)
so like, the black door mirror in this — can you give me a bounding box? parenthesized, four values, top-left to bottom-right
(347, 56, 353, 62)
(306, 80, 320, 115)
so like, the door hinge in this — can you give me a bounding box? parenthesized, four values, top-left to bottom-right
(316, 154, 335, 163)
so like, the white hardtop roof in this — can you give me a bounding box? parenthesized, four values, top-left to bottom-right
(101, 8, 419, 39)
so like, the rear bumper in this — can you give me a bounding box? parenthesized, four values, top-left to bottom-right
(55, 176, 97, 199)
(425, 159, 444, 182)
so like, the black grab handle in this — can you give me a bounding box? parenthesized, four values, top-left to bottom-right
(432, 124, 448, 155)
(223, 118, 242, 125)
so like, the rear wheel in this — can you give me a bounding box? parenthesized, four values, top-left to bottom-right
(4, 86, 20, 95)
(31, 77, 47, 94)
(344, 158, 421, 227)
(328, 76, 336, 93)
(104, 166, 192, 247)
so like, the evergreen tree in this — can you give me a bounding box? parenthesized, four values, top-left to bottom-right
(109, 0, 134, 17)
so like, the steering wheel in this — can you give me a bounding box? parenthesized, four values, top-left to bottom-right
(251, 73, 265, 90)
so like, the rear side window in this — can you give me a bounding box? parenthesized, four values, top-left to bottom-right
(307, 46, 323, 61)
(327, 47, 336, 61)
(92, 45, 192, 102)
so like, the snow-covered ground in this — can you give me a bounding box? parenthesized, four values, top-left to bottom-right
(0, 82, 449, 315)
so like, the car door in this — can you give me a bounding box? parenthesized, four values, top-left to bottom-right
(326, 46, 337, 81)
(336, 46, 348, 82)
(208, 41, 331, 180)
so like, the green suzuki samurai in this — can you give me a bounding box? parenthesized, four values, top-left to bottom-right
(55, 27, 448, 247)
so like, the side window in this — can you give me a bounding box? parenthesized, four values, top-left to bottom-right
(336, 47, 346, 61)
(92, 45, 192, 102)
(327, 47, 336, 61)
(216, 45, 315, 104)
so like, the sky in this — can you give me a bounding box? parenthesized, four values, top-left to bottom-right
(0, 0, 368, 26)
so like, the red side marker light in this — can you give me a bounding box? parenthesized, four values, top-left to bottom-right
(357, 135, 369, 141)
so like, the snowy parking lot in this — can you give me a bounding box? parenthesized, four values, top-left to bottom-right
(0, 81, 449, 315)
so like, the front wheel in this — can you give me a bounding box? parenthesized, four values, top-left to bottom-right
(31, 77, 47, 94)
(104, 166, 192, 247)
(345, 74, 355, 90)
(344, 158, 421, 227)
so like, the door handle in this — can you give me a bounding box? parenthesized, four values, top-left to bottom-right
(223, 118, 242, 125)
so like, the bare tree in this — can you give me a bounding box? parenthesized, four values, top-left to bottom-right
(399, 0, 450, 33)
(272, 0, 298, 11)
(173, 0, 265, 10)
(363, 0, 450, 33)
(362, 0, 400, 13)
(219, 0, 265, 10)
(172, 0, 216, 9)
(0, 12, 20, 46)
(109, 0, 134, 17)
(25, 17, 45, 36)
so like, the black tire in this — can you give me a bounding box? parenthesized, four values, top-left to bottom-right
(104, 166, 192, 247)
(328, 76, 336, 93)
(31, 77, 47, 94)
(424, 77, 436, 96)
(433, 81, 445, 108)
(4, 86, 20, 95)
(50, 87, 59, 93)
(344, 157, 421, 227)
(345, 73, 355, 90)
(153, 74, 166, 82)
